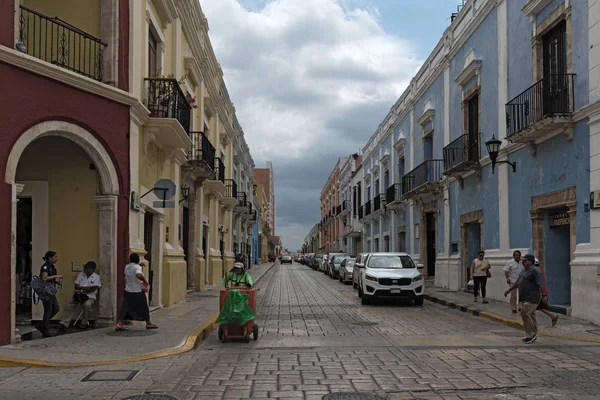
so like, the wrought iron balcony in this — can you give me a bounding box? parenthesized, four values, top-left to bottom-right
(17, 6, 107, 81)
(237, 192, 247, 207)
(373, 194, 385, 213)
(336, 205, 342, 215)
(506, 74, 575, 140)
(364, 200, 372, 216)
(402, 159, 444, 196)
(224, 179, 237, 199)
(338, 200, 351, 219)
(145, 78, 191, 133)
(358, 206, 364, 220)
(386, 183, 405, 205)
(443, 133, 481, 174)
(187, 131, 216, 172)
(215, 157, 225, 183)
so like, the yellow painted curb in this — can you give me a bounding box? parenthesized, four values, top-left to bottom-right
(427, 294, 600, 344)
(0, 312, 219, 368)
(0, 262, 277, 368)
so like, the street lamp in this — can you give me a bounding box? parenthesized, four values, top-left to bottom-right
(485, 134, 516, 174)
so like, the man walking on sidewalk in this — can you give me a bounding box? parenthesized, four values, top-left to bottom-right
(503, 250, 524, 313)
(504, 254, 547, 344)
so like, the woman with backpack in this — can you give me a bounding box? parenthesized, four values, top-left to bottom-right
(36, 251, 63, 337)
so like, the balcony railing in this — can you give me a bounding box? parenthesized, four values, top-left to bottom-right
(238, 192, 247, 207)
(506, 74, 575, 137)
(358, 206, 364, 219)
(18, 5, 107, 81)
(443, 133, 481, 173)
(364, 200, 372, 216)
(145, 78, 191, 133)
(402, 160, 444, 194)
(373, 194, 385, 212)
(386, 183, 404, 204)
(225, 179, 237, 198)
(188, 131, 216, 170)
(336, 205, 342, 215)
(215, 157, 225, 182)
(251, 210, 258, 221)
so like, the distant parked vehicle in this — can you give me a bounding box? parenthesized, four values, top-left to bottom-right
(352, 253, 371, 289)
(327, 253, 349, 278)
(339, 257, 356, 284)
(312, 253, 325, 270)
(280, 255, 292, 264)
(320, 255, 329, 273)
(356, 252, 425, 306)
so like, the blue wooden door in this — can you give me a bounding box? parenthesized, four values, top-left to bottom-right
(545, 222, 571, 305)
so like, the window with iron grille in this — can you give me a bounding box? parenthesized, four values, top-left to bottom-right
(148, 30, 158, 77)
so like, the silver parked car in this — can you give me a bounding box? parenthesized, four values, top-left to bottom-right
(339, 257, 356, 284)
(352, 253, 371, 289)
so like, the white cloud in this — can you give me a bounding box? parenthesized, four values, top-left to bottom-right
(201, 0, 422, 249)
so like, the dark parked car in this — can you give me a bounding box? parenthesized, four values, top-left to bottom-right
(327, 253, 349, 278)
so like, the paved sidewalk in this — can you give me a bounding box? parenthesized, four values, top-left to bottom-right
(0, 262, 277, 367)
(425, 285, 600, 343)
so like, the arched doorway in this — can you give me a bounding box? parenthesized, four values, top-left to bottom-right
(5, 121, 119, 341)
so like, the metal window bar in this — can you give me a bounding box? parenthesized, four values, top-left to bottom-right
(373, 194, 384, 212)
(18, 5, 107, 81)
(386, 183, 404, 204)
(443, 133, 481, 172)
(506, 74, 575, 137)
(237, 192, 247, 207)
(188, 131, 216, 170)
(215, 158, 225, 182)
(145, 78, 191, 133)
(225, 179, 237, 198)
(365, 200, 372, 216)
(358, 206, 364, 219)
(401, 160, 444, 194)
(336, 205, 342, 215)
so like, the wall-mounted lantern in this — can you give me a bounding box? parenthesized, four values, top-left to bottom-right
(485, 134, 516, 174)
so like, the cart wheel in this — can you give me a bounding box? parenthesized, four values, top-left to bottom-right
(245, 335, 250, 343)
(253, 324, 259, 340)
(218, 325, 223, 341)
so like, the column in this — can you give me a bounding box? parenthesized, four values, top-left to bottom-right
(187, 191, 197, 289)
(210, 195, 220, 254)
(96, 195, 118, 321)
(497, 0, 510, 252)
(170, 158, 182, 251)
(100, 0, 119, 85)
(12, 184, 24, 342)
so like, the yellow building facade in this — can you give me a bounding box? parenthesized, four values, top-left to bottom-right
(128, 0, 246, 307)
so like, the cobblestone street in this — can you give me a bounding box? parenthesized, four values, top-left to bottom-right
(1, 263, 600, 399)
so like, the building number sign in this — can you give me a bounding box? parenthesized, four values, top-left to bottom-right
(549, 212, 570, 228)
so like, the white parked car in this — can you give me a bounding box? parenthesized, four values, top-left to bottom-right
(356, 252, 425, 306)
(352, 253, 370, 289)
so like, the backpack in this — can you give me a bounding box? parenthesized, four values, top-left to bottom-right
(31, 275, 57, 303)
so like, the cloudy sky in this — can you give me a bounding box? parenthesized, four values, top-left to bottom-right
(201, 0, 463, 250)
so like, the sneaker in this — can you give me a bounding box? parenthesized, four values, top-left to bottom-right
(522, 336, 537, 344)
(552, 315, 559, 327)
(474, 298, 478, 302)
(512, 310, 518, 314)
(482, 299, 489, 304)
(58, 323, 68, 334)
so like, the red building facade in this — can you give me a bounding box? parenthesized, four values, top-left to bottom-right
(0, 0, 132, 344)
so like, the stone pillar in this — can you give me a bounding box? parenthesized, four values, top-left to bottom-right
(187, 191, 197, 290)
(96, 195, 118, 321)
(11, 183, 24, 343)
(100, 0, 119, 85)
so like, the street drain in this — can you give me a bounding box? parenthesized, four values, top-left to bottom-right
(106, 330, 158, 337)
(82, 370, 139, 382)
(323, 393, 383, 400)
(353, 322, 379, 327)
(122, 396, 180, 400)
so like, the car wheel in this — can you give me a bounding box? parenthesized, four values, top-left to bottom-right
(358, 287, 363, 298)
(339, 275, 343, 282)
(361, 295, 371, 305)
(414, 296, 424, 306)
(352, 281, 357, 289)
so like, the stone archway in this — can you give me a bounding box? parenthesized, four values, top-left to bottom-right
(5, 121, 120, 342)
(530, 187, 577, 269)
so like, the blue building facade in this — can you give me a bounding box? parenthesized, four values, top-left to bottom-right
(358, 0, 600, 322)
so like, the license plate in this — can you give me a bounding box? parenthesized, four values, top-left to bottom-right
(390, 289, 401, 294)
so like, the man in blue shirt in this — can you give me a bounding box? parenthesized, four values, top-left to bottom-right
(504, 253, 546, 344)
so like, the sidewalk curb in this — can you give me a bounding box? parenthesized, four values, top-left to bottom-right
(0, 262, 279, 368)
(425, 293, 600, 344)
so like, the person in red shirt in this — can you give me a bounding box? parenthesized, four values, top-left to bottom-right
(534, 258, 559, 327)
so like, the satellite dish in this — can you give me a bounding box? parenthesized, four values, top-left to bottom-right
(153, 179, 176, 200)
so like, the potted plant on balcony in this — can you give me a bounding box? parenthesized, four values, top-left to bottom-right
(146, 71, 188, 118)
